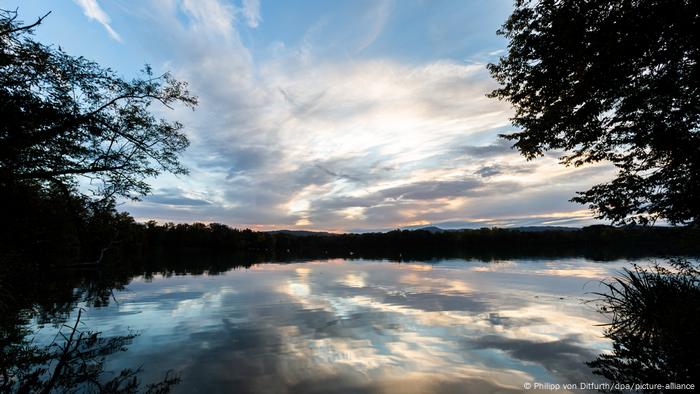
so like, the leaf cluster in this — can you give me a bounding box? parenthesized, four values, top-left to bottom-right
(489, 0, 700, 224)
(0, 9, 197, 200)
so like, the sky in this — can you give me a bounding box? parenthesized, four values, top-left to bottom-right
(12, 0, 614, 232)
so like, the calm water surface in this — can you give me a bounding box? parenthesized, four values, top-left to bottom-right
(33, 258, 630, 393)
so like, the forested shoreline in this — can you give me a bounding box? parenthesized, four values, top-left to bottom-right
(3, 183, 698, 271)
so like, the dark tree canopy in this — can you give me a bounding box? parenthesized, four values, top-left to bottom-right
(0, 9, 197, 199)
(489, 0, 699, 225)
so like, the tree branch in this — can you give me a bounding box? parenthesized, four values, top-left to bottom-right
(17, 164, 131, 180)
(0, 11, 50, 36)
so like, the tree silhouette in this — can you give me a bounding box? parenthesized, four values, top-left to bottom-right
(489, 0, 700, 225)
(0, 9, 197, 199)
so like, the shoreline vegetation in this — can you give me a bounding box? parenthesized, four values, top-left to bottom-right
(589, 259, 700, 391)
(3, 190, 700, 269)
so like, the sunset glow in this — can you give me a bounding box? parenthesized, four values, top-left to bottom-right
(14, 0, 615, 231)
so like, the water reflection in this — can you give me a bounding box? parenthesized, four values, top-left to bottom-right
(1, 308, 179, 393)
(17, 258, 628, 393)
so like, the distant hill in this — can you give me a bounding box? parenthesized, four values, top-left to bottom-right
(266, 225, 649, 237)
(266, 230, 336, 237)
(409, 225, 580, 233)
(414, 226, 448, 233)
(508, 226, 580, 232)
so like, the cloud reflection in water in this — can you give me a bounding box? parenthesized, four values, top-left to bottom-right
(54, 258, 622, 393)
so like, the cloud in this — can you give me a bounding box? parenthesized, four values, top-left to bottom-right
(355, 0, 394, 52)
(474, 163, 533, 178)
(379, 180, 483, 201)
(241, 0, 262, 28)
(458, 139, 514, 158)
(180, 0, 237, 38)
(73, 0, 122, 42)
(118, 0, 609, 231)
(145, 188, 212, 207)
(469, 334, 599, 383)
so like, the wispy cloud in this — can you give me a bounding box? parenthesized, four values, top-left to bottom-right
(241, 0, 262, 28)
(118, 0, 610, 231)
(180, 0, 236, 38)
(356, 0, 393, 52)
(73, 0, 122, 42)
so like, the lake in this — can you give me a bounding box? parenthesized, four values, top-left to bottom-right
(27, 258, 632, 393)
